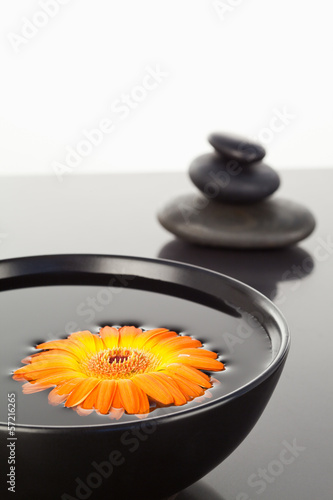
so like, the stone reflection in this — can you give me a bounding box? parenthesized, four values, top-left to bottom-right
(158, 240, 314, 300)
(175, 481, 226, 500)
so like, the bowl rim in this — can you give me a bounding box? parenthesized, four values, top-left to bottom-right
(0, 253, 290, 430)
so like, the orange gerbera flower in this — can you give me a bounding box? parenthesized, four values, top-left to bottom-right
(13, 326, 224, 417)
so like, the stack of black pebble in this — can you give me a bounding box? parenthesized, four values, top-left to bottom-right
(158, 132, 316, 248)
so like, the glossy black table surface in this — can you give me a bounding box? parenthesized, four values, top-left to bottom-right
(0, 169, 332, 499)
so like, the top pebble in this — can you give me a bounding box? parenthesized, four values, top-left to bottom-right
(208, 132, 266, 163)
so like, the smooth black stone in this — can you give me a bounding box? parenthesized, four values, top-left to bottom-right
(189, 153, 280, 204)
(158, 194, 316, 249)
(208, 132, 266, 163)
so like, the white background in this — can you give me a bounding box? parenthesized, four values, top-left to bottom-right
(0, 0, 332, 177)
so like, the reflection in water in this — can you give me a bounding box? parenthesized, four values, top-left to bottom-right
(158, 240, 314, 300)
(175, 481, 226, 500)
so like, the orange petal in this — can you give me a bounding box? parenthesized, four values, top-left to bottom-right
(139, 328, 170, 339)
(95, 380, 116, 414)
(157, 336, 202, 353)
(93, 334, 106, 352)
(135, 388, 150, 414)
(167, 355, 224, 371)
(65, 378, 101, 407)
(29, 350, 78, 364)
(13, 356, 80, 375)
(13, 368, 83, 384)
(13, 361, 57, 375)
(21, 356, 32, 364)
(32, 371, 87, 387)
(119, 326, 142, 347)
(22, 382, 53, 394)
(166, 373, 205, 399)
(81, 384, 101, 410)
(99, 326, 119, 348)
(131, 373, 174, 405)
(166, 364, 212, 388)
(135, 329, 175, 349)
(68, 331, 98, 354)
(36, 340, 87, 359)
(152, 373, 188, 406)
(54, 378, 86, 396)
(175, 348, 218, 358)
(117, 379, 142, 414)
(111, 385, 122, 409)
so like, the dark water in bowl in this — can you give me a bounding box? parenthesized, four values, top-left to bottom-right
(0, 285, 272, 426)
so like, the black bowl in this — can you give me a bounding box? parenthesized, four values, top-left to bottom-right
(0, 255, 290, 500)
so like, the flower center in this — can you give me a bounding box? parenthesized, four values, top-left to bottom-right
(83, 347, 159, 379)
(109, 355, 129, 364)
